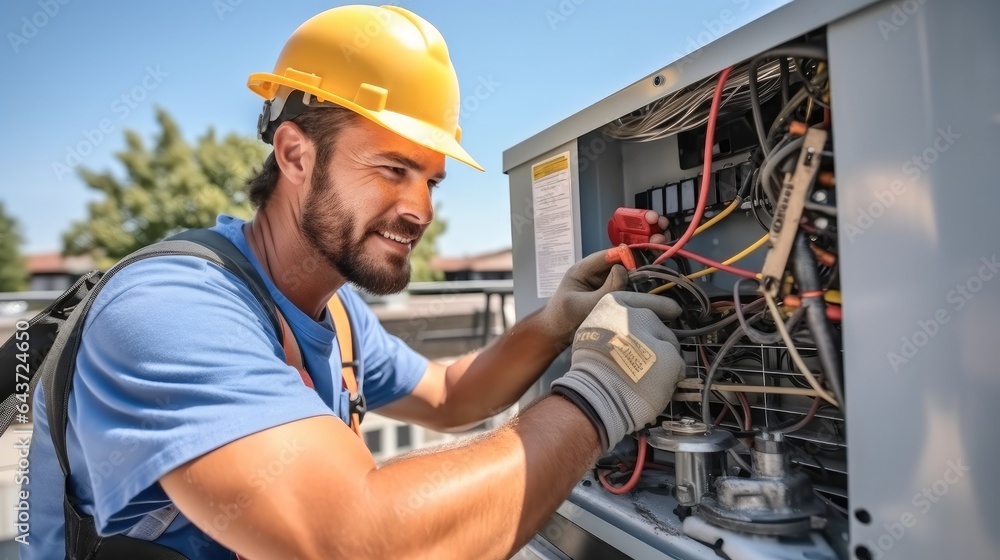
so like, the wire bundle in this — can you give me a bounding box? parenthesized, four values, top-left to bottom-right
(602, 60, 785, 142)
(599, 47, 845, 510)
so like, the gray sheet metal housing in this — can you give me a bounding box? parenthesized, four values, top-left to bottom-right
(504, 0, 1000, 558)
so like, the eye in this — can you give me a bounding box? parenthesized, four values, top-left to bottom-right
(428, 179, 441, 190)
(382, 166, 407, 179)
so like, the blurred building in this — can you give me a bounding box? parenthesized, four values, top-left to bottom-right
(431, 248, 512, 281)
(25, 252, 95, 292)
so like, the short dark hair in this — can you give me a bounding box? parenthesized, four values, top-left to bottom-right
(246, 105, 357, 210)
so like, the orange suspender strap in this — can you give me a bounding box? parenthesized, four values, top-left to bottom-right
(328, 293, 363, 437)
(275, 297, 363, 437)
(236, 300, 362, 560)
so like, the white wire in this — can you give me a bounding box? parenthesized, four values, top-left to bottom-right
(762, 291, 839, 407)
(603, 60, 786, 142)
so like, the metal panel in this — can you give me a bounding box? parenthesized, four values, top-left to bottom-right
(577, 130, 625, 257)
(502, 0, 880, 174)
(828, 0, 1000, 558)
(508, 140, 581, 401)
(506, 0, 1000, 558)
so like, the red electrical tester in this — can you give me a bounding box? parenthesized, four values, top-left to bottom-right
(605, 207, 662, 270)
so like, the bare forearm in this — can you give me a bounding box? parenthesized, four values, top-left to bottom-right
(164, 398, 600, 560)
(360, 395, 600, 560)
(441, 310, 566, 424)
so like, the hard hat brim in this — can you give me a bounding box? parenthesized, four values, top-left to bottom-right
(249, 73, 485, 172)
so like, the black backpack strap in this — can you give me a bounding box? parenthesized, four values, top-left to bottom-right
(40, 229, 277, 559)
(165, 229, 282, 342)
(0, 270, 102, 435)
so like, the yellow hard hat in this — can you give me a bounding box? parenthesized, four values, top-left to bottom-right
(248, 4, 484, 172)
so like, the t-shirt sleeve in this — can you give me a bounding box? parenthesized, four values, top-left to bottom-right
(71, 256, 334, 533)
(338, 288, 428, 410)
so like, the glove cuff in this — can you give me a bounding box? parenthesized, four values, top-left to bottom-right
(552, 370, 629, 453)
(550, 385, 609, 451)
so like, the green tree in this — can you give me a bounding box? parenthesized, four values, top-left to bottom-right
(410, 204, 446, 282)
(0, 201, 27, 291)
(63, 108, 268, 268)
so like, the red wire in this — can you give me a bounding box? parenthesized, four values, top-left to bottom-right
(736, 392, 752, 430)
(713, 406, 728, 426)
(652, 66, 733, 266)
(628, 243, 759, 280)
(597, 434, 648, 495)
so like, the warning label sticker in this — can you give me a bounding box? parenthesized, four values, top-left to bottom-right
(531, 151, 576, 299)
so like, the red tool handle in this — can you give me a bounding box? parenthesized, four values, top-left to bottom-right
(607, 207, 662, 246)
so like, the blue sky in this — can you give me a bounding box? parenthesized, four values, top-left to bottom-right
(1, 0, 788, 258)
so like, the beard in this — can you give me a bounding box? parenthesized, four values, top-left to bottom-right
(300, 163, 421, 296)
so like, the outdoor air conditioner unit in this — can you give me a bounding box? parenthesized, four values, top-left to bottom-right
(504, 0, 1000, 558)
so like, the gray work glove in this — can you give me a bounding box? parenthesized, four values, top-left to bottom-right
(537, 250, 629, 346)
(551, 292, 685, 452)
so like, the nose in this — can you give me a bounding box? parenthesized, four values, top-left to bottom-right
(396, 179, 434, 226)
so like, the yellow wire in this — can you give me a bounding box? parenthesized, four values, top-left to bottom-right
(648, 233, 768, 294)
(694, 197, 742, 236)
(763, 291, 839, 407)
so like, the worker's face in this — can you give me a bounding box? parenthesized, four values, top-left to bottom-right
(301, 117, 445, 295)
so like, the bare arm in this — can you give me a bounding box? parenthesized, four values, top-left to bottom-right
(381, 249, 630, 431)
(379, 309, 564, 430)
(161, 395, 599, 560)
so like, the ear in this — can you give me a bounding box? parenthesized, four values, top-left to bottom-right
(271, 121, 313, 187)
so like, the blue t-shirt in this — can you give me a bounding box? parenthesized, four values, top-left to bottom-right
(20, 215, 427, 559)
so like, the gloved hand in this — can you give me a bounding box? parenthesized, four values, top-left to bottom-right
(551, 292, 685, 452)
(536, 250, 628, 346)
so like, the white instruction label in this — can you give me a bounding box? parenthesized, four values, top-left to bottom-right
(532, 151, 576, 298)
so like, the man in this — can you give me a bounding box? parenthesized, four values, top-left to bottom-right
(23, 5, 685, 559)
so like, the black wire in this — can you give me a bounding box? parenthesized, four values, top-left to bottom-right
(733, 278, 807, 345)
(701, 318, 773, 425)
(822, 262, 840, 291)
(779, 58, 790, 106)
(632, 265, 711, 317)
(673, 298, 766, 339)
(736, 162, 757, 200)
(792, 58, 831, 109)
(748, 45, 828, 156)
(750, 173, 773, 232)
(760, 136, 805, 205)
(792, 232, 845, 408)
